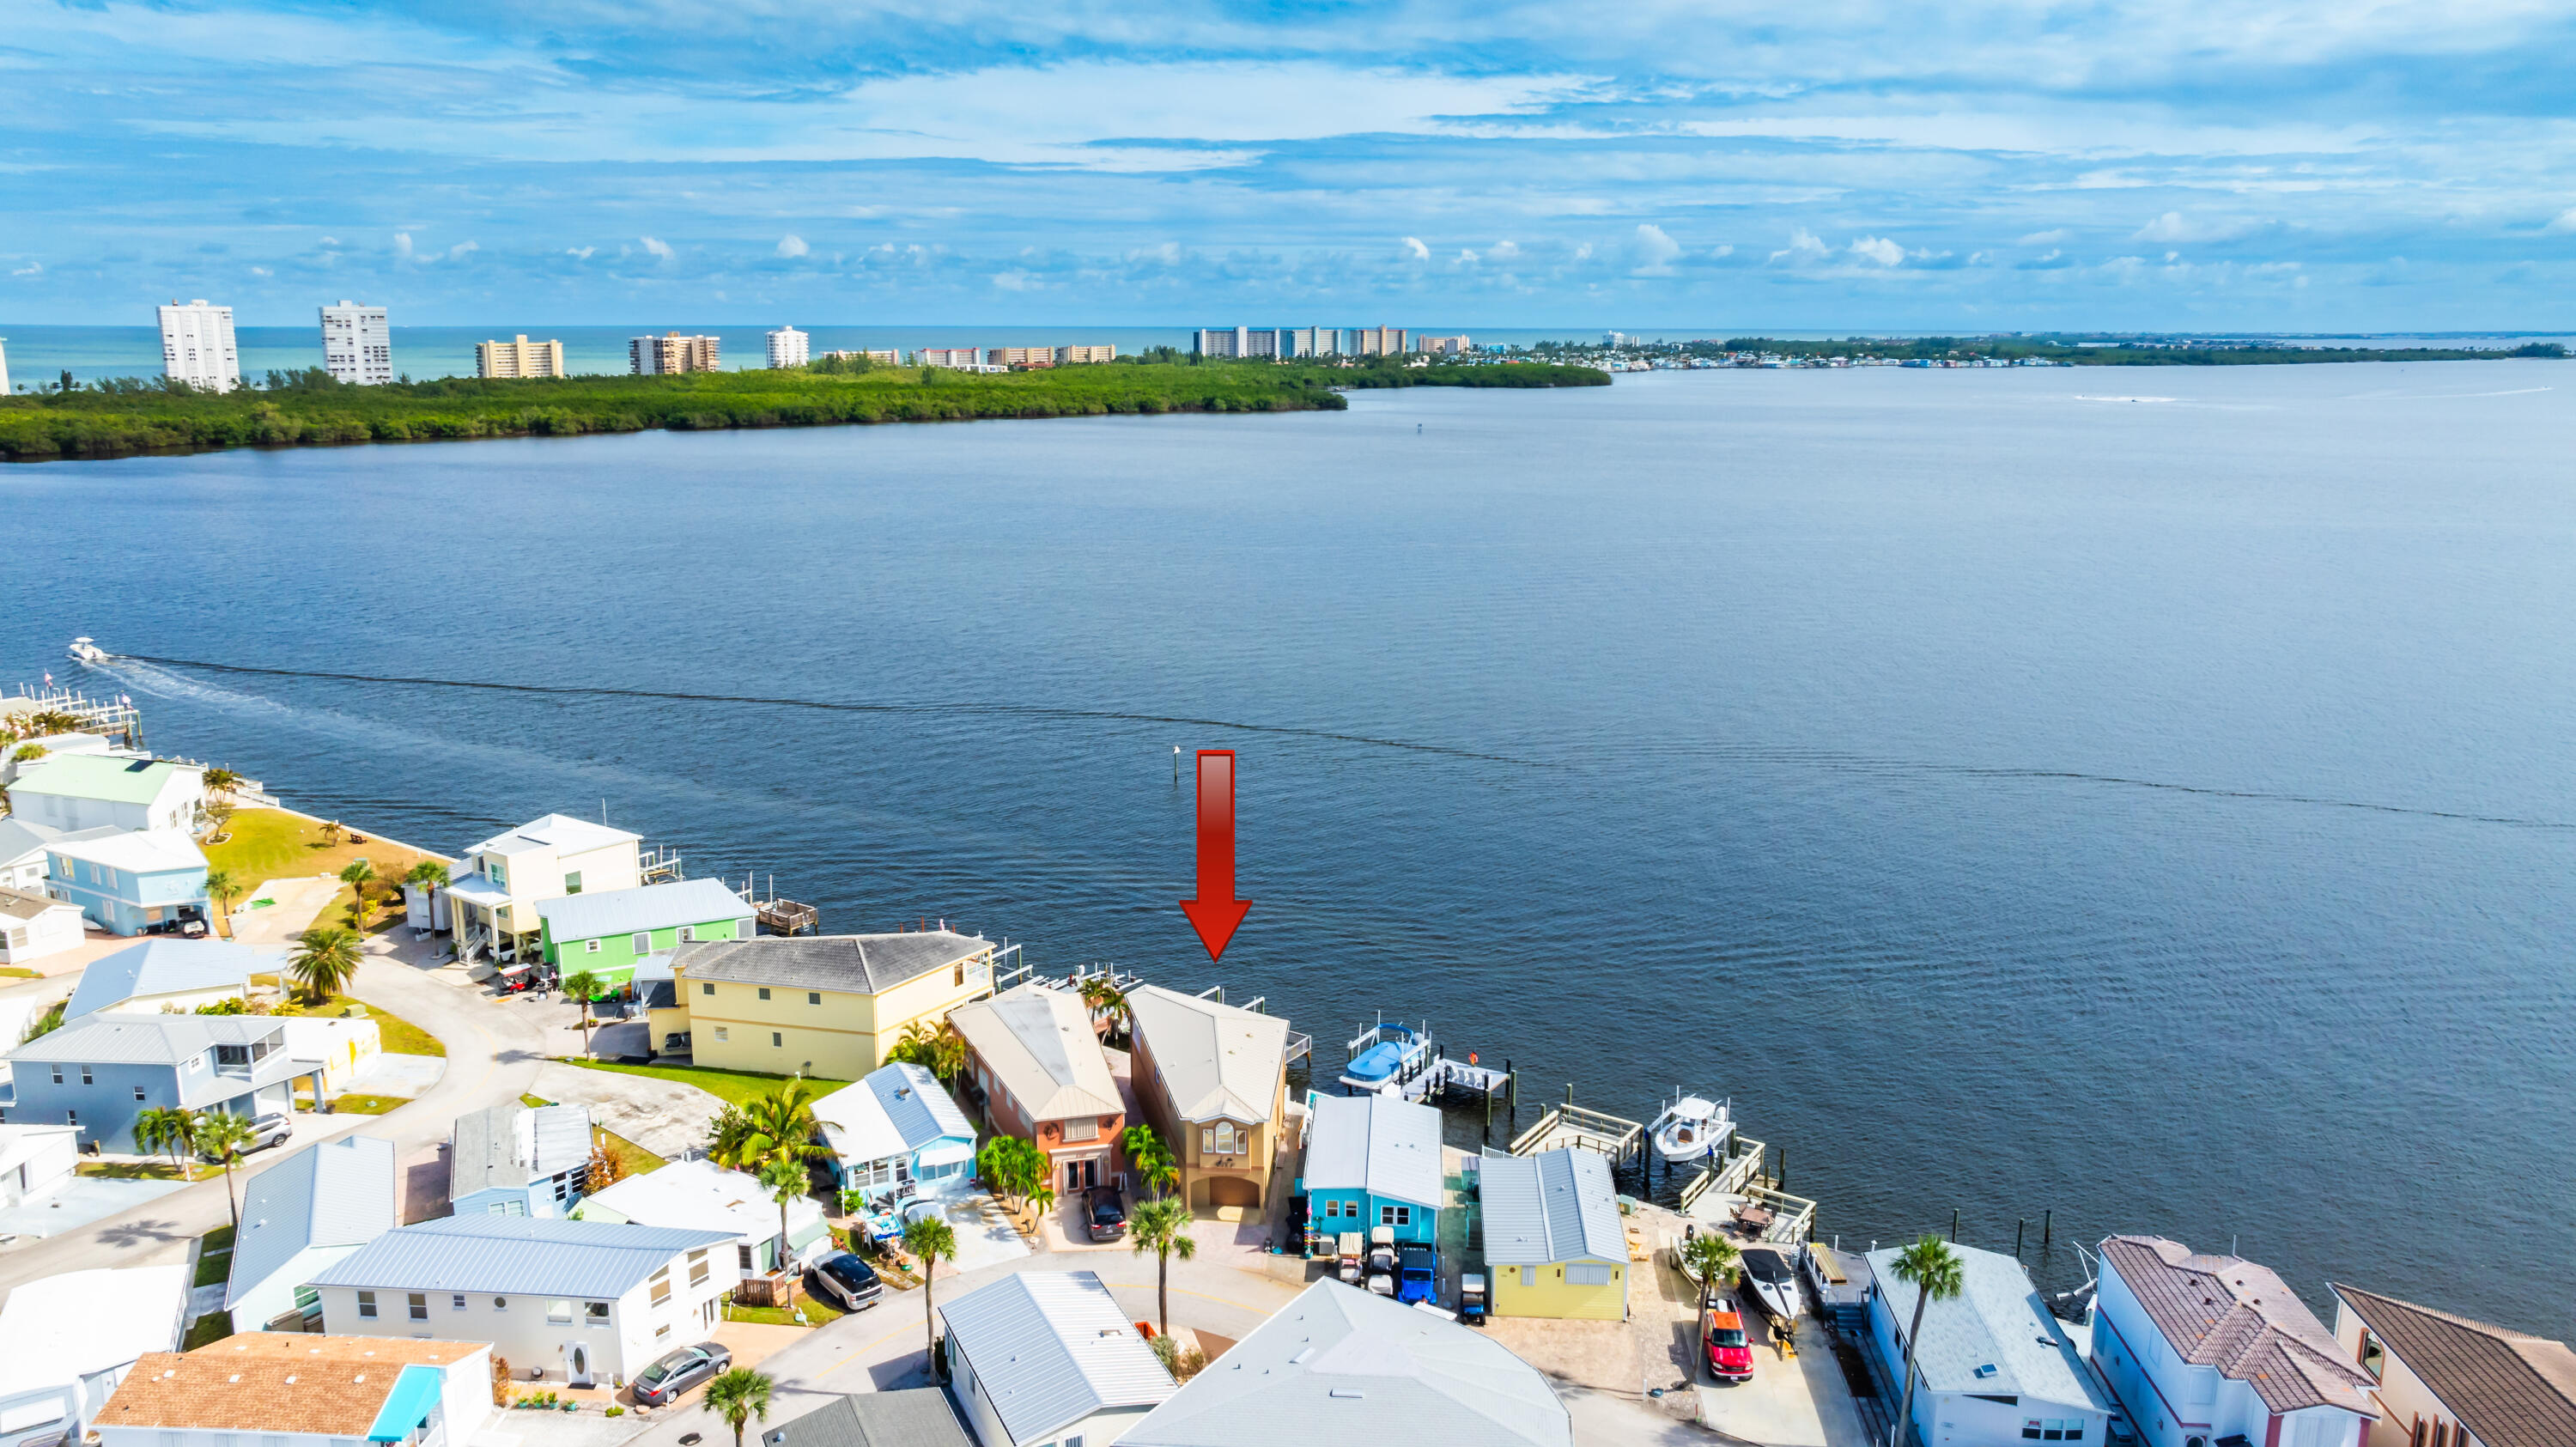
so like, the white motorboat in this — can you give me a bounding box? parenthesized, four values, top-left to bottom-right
(65, 636, 108, 665)
(1738, 1244, 1801, 1324)
(1649, 1090, 1734, 1164)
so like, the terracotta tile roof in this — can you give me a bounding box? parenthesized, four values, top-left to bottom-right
(2100, 1236, 2376, 1416)
(2334, 1286, 2576, 1447)
(100, 1335, 487, 1436)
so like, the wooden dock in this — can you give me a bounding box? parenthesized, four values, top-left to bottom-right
(1510, 1102, 1645, 1167)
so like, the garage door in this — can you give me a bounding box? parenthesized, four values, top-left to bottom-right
(1210, 1175, 1261, 1208)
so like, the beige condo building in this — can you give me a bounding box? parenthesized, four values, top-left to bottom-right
(476, 335, 567, 379)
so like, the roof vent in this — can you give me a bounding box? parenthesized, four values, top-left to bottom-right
(228, 1375, 240, 1383)
(1973, 1364, 1999, 1378)
(354, 1375, 366, 1383)
(1328, 1389, 1365, 1399)
(284, 1376, 297, 1385)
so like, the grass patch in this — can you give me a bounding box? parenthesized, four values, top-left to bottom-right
(721, 1286, 844, 1328)
(520, 1093, 551, 1109)
(327, 1093, 410, 1115)
(0, 967, 38, 979)
(182, 1310, 234, 1349)
(195, 1225, 236, 1286)
(600, 1129, 665, 1178)
(82, 1159, 220, 1183)
(567, 1060, 850, 1106)
(200, 809, 440, 937)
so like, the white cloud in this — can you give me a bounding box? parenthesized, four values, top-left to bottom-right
(641, 235, 676, 260)
(1457, 248, 1479, 263)
(1710, 244, 1734, 258)
(249, 265, 271, 277)
(1402, 235, 1430, 260)
(447, 240, 477, 260)
(2547, 208, 2576, 233)
(1490, 240, 1521, 258)
(2019, 228, 2071, 245)
(776, 234, 809, 257)
(991, 268, 1042, 290)
(393, 232, 414, 258)
(9, 262, 39, 277)
(2136, 211, 2253, 242)
(1631, 222, 1682, 275)
(1769, 227, 1830, 264)
(1850, 235, 1905, 266)
(319, 235, 340, 246)
(566, 246, 596, 259)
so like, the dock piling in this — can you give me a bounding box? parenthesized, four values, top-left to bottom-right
(2015, 1218, 2026, 1256)
(1950, 1208, 1959, 1243)
(2043, 1209, 2052, 1244)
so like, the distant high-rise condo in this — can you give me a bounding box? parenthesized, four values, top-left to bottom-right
(1416, 335, 1472, 356)
(818, 349, 899, 365)
(1054, 344, 1117, 364)
(1193, 327, 1249, 358)
(1343, 325, 1406, 357)
(984, 346, 1055, 368)
(632, 332, 721, 374)
(476, 335, 567, 379)
(0, 336, 9, 394)
(318, 301, 392, 386)
(914, 348, 985, 368)
(766, 325, 809, 368)
(1604, 331, 1628, 347)
(1284, 327, 1335, 358)
(157, 299, 240, 392)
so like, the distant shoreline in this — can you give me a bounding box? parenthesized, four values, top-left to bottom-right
(0, 358, 1610, 463)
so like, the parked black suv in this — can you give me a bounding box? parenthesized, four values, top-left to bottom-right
(805, 1252, 884, 1312)
(1088, 1185, 1127, 1242)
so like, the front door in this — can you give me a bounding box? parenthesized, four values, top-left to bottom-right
(563, 1341, 593, 1388)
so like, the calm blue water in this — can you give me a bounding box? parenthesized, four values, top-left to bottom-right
(5, 363, 2572, 1335)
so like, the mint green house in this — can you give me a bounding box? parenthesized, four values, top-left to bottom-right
(537, 879, 755, 991)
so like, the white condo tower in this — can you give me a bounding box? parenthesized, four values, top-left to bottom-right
(157, 300, 240, 392)
(766, 325, 810, 368)
(320, 301, 393, 385)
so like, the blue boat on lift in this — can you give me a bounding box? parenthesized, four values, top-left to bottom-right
(1339, 1017, 1438, 1096)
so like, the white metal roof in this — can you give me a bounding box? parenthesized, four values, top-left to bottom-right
(227, 1135, 398, 1310)
(1477, 1149, 1623, 1267)
(538, 878, 747, 943)
(576, 1157, 825, 1245)
(464, 813, 638, 859)
(66, 937, 272, 1018)
(1127, 985, 1289, 1126)
(814, 1062, 975, 1164)
(1302, 1093, 1443, 1207)
(1121, 1280, 1571, 1447)
(0, 1264, 189, 1392)
(1864, 1243, 2114, 1409)
(309, 1214, 734, 1298)
(949, 985, 1120, 1122)
(46, 827, 207, 874)
(938, 1271, 1176, 1444)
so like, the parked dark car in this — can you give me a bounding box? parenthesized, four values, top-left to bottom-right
(631, 1342, 732, 1406)
(1087, 1185, 1127, 1242)
(806, 1252, 884, 1312)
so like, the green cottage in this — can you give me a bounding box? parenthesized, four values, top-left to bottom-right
(537, 878, 756, 991)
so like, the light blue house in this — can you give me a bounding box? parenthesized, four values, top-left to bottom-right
(0, 1013, 324, 1152)
(449, 1102, 592, 1218)
(1298, 1091, 1443, 1245)
(44, 828, 210, 937)
(814, 1061, 979, 1201)
(225, 1134, 398, 1331)
(65, 938, 267, 1019)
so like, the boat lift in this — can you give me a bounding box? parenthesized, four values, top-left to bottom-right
(1340, 1013, 1511, 1104)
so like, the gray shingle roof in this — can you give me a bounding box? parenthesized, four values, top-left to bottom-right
(756, 1391, 975, 1447)
(537, 879, 748, 943)
(2100, 1236, 2377, 1416)
(308, 1214, 734, 1298)
(671, 931, 989, 995)
(939, 1271, 1176, 1443)
(1867, 1243, 2114, 1408)
(1479, 1149, 1620, 1267)
(1303, 1093, 1442, 1207)
(450, 1103, 592, 1196)
(1126, 985, 1289, 1126)
(1122, 1280, 1571, 1447)
(0, 885, 75, 922)
(227, 1134, 398, 1310)
(2332, 1285, 2576, 1447)
(66, 938, 270, 1018)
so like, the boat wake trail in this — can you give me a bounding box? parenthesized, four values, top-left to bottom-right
(110, 654, 1552, 769)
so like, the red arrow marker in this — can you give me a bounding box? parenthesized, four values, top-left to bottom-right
(1180, 749, 1251, 962)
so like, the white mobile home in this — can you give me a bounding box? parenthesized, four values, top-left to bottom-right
(939, 1272, 1176, 1447)
(1862, 1242, 2116, 1447)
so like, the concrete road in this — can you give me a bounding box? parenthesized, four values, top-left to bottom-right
(0, 948, 551, 1302)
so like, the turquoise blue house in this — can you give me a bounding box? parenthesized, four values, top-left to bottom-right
(44, 828, 211, 937)
(1298, 1091, 1443, 1245)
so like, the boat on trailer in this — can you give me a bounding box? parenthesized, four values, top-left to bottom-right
(1648, 1090, 1734, 1163)
(1738, 1244, 1801, 1325)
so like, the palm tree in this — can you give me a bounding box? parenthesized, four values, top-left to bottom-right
(1889, 1234, 1965, 1447)
(133, 1105, 197, 1176)
(1120, 1123, 1179, 1199)
(1128, 1195, 1197, 1337)
(203, 867, 240, 935)
(721, 1080, 829, 1176)
(562, 970, 601, 1054)
(194, 1111, 257, 1231)
(289, 926, 361, 1004)
(698, 1368, 773, 1447)
(902, 1213, 957, 1370)
(404, 860, 447, 930)
(1681, 1232, 1741, 1320)
(338, 860, 376, 933)
(756, 1157, 810, 1274)
(202, 766, 241, 796)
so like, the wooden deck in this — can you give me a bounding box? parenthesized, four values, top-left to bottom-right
(1510, 1103, 1645, 1165)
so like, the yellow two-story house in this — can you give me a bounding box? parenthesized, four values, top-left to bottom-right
(665, 931, 997, 1079)
(1483, 1147, 1630, 1321)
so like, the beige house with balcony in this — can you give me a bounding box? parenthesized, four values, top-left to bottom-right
(666, 931, 997, 1079)
(2332, 1285, 2576, 1447)
(442, 814, 643, 963)
(1125, 985, 1291, 1210)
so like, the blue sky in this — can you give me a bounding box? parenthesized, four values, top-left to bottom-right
(6, 0, 2576, 329)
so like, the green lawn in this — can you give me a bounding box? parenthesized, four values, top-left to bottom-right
(326, 1093, 410, 1115)
(0, 967, 38, 979)
(182, 1310, 234, 1349)
(195, 1225, 236, 1287)
(199, 808, 439, 939)
(83, 1159, 220, 1183)
(567, 1060, 849, 1106)
(722, 1285, 844, 1327)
